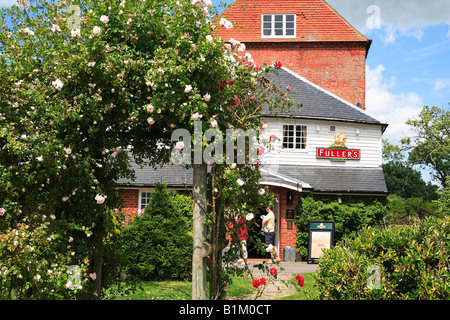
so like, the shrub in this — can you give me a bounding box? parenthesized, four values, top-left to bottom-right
(0, 216, 89, 299)
(315, 216, 450, 300)
(295, 195, 386, 259)
(118, 183, 193, 281)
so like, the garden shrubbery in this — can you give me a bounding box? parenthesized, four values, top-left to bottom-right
(118, 183, 193, 281)
(314, 216, 450, 300)
(295, 195, 386, 259)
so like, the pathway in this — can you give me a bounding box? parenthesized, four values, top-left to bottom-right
(232, 259, 319, 300)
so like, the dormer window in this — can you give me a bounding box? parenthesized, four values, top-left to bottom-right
(262, 14, 296, 38)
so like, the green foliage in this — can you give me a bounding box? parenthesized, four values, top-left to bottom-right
(118, 184, 193, 281)
(315, 216, 450, 300)
(434, 177, 450, 217)
(0, 216, 89, 299)
(295, 195, 386, 259)
(402, 106, 450, 187)
(382, 161, 439, 200)
(385, 195, 440, 224)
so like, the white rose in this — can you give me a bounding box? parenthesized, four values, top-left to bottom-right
(93, 26, 101, 35)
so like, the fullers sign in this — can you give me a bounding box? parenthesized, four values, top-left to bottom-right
(316, 147, 360, 161)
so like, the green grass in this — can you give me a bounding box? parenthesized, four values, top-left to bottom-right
(279, 273, 319, 300)
(111, 273, 317, 300)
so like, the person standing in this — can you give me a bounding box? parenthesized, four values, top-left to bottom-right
(263, 205, 281, 262)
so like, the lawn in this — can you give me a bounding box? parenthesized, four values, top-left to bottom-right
(111, 273, 318, 300)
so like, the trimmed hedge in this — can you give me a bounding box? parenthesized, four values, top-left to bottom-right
(118, 183, 193, 281)
(295, 195, 386, 259)
(315, 216, 450, 300)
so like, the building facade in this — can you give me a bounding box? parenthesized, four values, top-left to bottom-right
(118, 0, 388, 260)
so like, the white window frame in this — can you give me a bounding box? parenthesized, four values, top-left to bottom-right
(261, 14, 296, 39)
(138, 188, 155, 212)
(282, 124, 307, 150)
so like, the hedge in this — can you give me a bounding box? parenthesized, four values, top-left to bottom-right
(314, 216, 450, 300)
(118, 183, 193, 281)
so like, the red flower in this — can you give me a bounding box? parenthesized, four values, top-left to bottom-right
(233, 97, 240, 105)
(252, 279, 261, 288)
(275, 61, 282, 69)
(269, 268, 277, 275)
(260, 277, 266, 285)
(296, 274, 305, 286)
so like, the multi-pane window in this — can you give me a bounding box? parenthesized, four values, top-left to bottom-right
(262, 14, 296, 38)
(283, 125, 307, 149)
(140, 192, 152, 211)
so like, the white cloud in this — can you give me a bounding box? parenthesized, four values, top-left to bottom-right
(366, 65, 423, 144)
(433, 79, 450, 91)
(327, 0, 450, 43)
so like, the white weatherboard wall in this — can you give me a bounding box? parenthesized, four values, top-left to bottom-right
(260, 117, 383, 168)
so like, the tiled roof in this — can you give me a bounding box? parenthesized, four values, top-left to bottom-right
(118, 163, 388, 195)
(269, 165, 388, 194)
(214, 0, 370, 44)
(263, 66, 386, 127)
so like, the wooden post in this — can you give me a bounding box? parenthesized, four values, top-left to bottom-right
(192, 163, 208, 300)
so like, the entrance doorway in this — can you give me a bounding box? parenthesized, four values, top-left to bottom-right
(246, 194, 280, 259)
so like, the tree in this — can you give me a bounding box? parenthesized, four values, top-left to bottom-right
(382, 162, 439, 200)
(401, 106, 450, 187)
(0, 0, 292, 299)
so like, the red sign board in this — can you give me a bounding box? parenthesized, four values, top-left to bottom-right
(316, 148, 360, 160)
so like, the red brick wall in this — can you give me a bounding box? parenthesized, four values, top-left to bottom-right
(119, 189, 139, 214)
(263, 186, 299, 260)
(245, 41, 367, 108)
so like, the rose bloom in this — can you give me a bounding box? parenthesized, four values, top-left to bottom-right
(269, 267, 277, 275)
(175, 141, 184, 149)
(147, 117, 155, 125)
(95, 194, 107, 204)
(93, 26, 101, 35)
(100, 15, 109, 23)
(184, 85, 192, 93)
(52, 79, 64, 91)
(191, 112, 201, 120)
(50, 24, 61, 32)
(224, 20, 233, 29)
(252, 279, 260, 288)
(0, 208, 5, 216)
(71, 28, 81, 38)
(146, 104, 154, 112)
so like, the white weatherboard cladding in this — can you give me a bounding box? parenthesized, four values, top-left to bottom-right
(260, 118, 383, 168)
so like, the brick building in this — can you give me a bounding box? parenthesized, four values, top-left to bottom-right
(117, 0, 388, 260)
